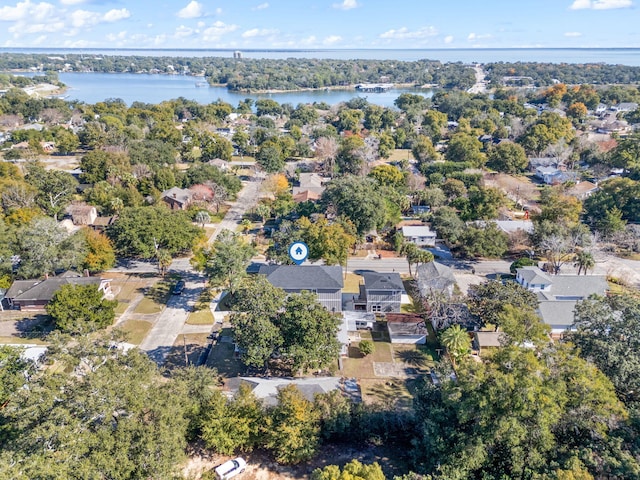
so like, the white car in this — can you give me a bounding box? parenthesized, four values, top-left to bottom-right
(214, 457, 247, 480)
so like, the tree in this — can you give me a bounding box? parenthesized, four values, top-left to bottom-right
(430, 207, 465, 245)
(25, 163, 78, 220)
(16, 217, 86, 278)
(359, 340, 374, 356)
(369, 164, 405, 188)
(412, 135, 440, 172)
(570, 294, 640, 406)
(256, 143, 285, 173)
(509, 257, 537, 274)
(467, 279, 539, 328)
(265, 385, 321, 464)
(47, 284, 117, 334)
(297, 215, 356, 267)
(312, 460, 385, 480)
(439, 324, 470, 364)
(401, 242, 434, 276)
(262, 173, 289, 198)
(195, 210, 211, 227)
(0, 334, 204, 479)
(495, 304, 550, 346)
(0, 346, 28, 406)
(315, 136, 339, 174)
(336, 135, 365, 175)
(202, 230, 255, 297)
(458, 222, 509, 258)
(321, 176, 387, 237)
(573, 250, 595, 275)
(277, 291, 341, 373)
(81, 228, 116, 273)
(107, 206, 202, 258)
(445, 133, 486, 168)
(486, 141, 528, 174)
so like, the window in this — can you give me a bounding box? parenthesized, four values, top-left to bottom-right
(371, 305, 382, 312)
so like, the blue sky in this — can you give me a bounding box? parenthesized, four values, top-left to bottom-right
(0, 0, 638, 49)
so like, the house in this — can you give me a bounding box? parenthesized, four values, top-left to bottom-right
(386, 313, 427, 344)
(473, 331, 504, 356)
(160, 187, 195, 210)
(565, 181, 598, 200)
(401, 225, 437, 247)
(5, 271, 112, 311)
(535, 166, 577, 185)
(357, 272, 405, 313)
(293, 189, 321, 203)
(67, 204, 98, 225)
(611, 102, 638, 113)
(494, 220, 534, 235)
(225, 377, 343, 407)
(595, 103, 608, 115)
(292, 173, 330, 198)
(416, 261, 457, 298)
(515, 266, 608, 337)
(258, 265, 343, 312)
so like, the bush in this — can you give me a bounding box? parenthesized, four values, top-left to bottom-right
(510, 257, 537, 274)
(359, 340, 374, 356)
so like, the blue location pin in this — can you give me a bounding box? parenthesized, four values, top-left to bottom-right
(288, 241, 309, 265)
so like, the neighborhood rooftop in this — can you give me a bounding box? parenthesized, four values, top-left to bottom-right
(258, 265, 344, 290)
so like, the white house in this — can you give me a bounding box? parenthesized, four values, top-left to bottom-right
(401, 225, 437, 247)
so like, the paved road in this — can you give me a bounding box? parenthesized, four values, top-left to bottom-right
(209, 173, 265, 242)
(139, 174, 266, 365)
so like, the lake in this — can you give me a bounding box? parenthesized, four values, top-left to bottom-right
(56, 72, 433, 107)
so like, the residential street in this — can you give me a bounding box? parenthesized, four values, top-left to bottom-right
(137, 174, 264, 365)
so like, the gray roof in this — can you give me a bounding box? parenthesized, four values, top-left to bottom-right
(517, 266, 553, 285)
(259, 265, 343, 290)
(416, 261, 456, 294)
(474, 331, 505, 348)
(386, 313, 427, 336)
(537, 274, 608, 301)
(362, 272, 404, 291)
(225, 377, 341, 407)
(6, 275, 102, 302)
(160, 187, 194, 205)
(538, 300, 578, 333)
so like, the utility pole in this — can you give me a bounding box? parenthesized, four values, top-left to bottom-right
(183, 334, 189, 366)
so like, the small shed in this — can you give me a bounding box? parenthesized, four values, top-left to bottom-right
(386, 313, 427, 344)
(473, 331, 504, 356)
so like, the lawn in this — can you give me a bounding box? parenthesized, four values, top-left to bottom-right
(206, 327, 245, 377)
(187, 309, 214, 325)
(165, 333, 212, 368)
(133, 280, 172, 315)
(0, 336, 47, 345)
(386, 149, 413, 163)
(117, 319, 152, 345)
(343, 273, 363, 294)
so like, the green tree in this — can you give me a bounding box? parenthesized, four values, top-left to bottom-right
(202, 229, 255, 297)
(321, 176, 387, 237)
(467, 279, 539, 328)
(359, 340, 374, 356)
(486, 141, 528, 174)
(412, 135, 440, 172)
(0, 346, 28, 406)
(265, 385, 321, 464)
(458, 222, 509, 258)
(107, 206, 202, 258)
(297, 216, 356, 267)
(445, 133, 486, 168)
(430, 206, 464, 245)
(401, 242, 434, 276)
(312, 460, 385, 480)
(336, 135, 365, 175)
(47, 283, 117, 334)
(439, 324, 470, 364)
(573, 250, 595, 275)
(25, 163, 78, 220)
(277, 291, 341, 373)
(256, 143, 285, 173)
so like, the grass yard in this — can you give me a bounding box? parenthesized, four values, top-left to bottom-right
(133, 280, 172, 315)
(386, 149, 413, 163)
(359, 378, 414, 409)
(206, 341, 244, 378)
(117, 319, 152, 345)
(187, 309, 214, 325)
(343, 273, 363, 294)
(165, 333, 211, 368)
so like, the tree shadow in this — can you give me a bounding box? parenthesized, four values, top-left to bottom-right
(14, 315, 53, 339)
(395, 349, 429, 368)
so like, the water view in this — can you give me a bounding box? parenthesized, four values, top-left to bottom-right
(56, 72, 433, 107)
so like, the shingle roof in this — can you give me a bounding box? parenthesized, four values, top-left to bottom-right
(362, 272, 404, 291)
(538, 300, 578, 332)
(474, 331, 504, 348)
(386, 313, 427, 336)
(225, 377, 341, 407)
(537, 275, 608, 300)
(7, 276, 102, 302)
(160, 187, 194, 205)
(416, 261, 456, 294)
(517, 266, 553, 285)
(402, 225, 435, 237)
(259, 265, 343, 290)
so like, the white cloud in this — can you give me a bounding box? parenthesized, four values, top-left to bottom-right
(215, 7, 222, 15)
(444, 35, 454, 44)
(323, 35, 342, 45)
(242, 28, 279, 38)
(103, 8, 130, 22)
(59, 0, 86, 4)
(570, 0, 632, 9)
(202, 21, 238, 41)
(0, 1, 56, 22)
(467, 32, 492, 41)
(332, 0, 359, 10)
(106, 31, 127, 42)
(175, 25, 195, 38)
(379, 26, 438, 39)
(253, 2, 269, 10)
(299, 35, 317, 46)
(564, 31, 583, 36)
(177, 1, 204, 19)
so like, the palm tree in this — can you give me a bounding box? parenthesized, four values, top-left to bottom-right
(574, 250, 595, 275)
(195, 210, 210, 227)
(440, 325, 471, 367)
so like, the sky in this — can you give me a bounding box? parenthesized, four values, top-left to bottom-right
(0, 0, 638, 50)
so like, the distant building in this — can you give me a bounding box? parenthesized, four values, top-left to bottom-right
(401, 225, 437, 247)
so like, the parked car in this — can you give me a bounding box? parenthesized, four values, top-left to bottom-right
(172, 279, 186, 295)
(214, 457, 246, 480)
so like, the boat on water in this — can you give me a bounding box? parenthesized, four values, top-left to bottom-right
(195, 81, 208, 87)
